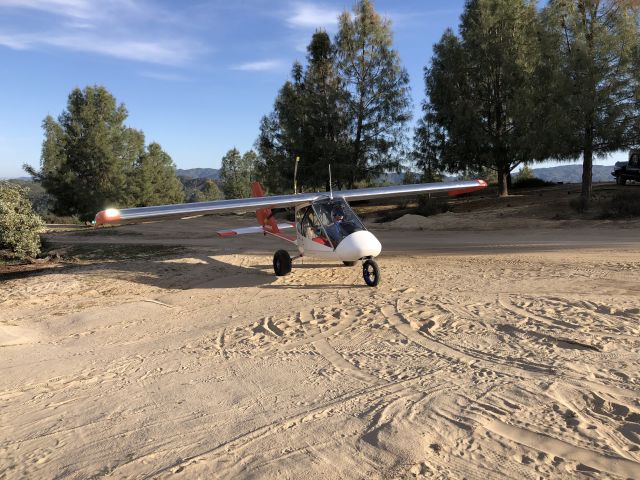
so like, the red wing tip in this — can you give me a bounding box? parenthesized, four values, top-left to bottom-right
(217, 231, 238, 237)
(477, 179, 488, 187)
(95, 208, 121, 225)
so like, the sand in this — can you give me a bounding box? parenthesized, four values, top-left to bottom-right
(1, 215, 639, 479)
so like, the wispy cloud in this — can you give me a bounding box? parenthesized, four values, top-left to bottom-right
(232, 59, 285, 72)
(0, 0, 205, 65)
(0, 31, 199, 65)
(0, 0, 95, 19)
(286, 2, 340, 29)
(139, 70, 190, 82)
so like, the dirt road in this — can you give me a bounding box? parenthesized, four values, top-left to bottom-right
(1, 217, 639, 478)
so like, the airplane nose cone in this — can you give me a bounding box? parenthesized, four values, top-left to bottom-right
(335, 231, 382, 261)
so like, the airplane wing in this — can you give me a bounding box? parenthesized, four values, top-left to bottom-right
(95, 179, 487, 225)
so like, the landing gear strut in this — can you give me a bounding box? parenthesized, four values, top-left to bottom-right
(362, 258, 380, 287)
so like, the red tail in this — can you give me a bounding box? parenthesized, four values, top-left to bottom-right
(251, 181, 280, 234)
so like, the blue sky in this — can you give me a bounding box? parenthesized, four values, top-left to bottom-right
(0, 0, 623, 179)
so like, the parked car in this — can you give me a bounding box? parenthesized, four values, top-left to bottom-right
(612, 150, 640, 185)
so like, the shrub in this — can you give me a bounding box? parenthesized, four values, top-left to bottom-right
(569, 196, 590, 213)
(416, 195, 450, 217)
(0, 181, 45, 259)
(599, 191, 640, 218)
(512, 177, 555, 189)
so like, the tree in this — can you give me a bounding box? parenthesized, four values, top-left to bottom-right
(412, 105, 446, 182)
(132, 142, 184, 206)
(336, 0, 412, 187)
(26, 86, 185, 219)
(26, 86, 139, 219)
(256, 32, 351, 192)
(423, 0, 548, 196)
(187, 180, 223, 203)
(0, 182, 45, 259)
(543, 0, 640, 200)
(220, 148, 256, 199)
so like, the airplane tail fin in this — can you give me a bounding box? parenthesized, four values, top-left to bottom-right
(251, 181, 280, 234)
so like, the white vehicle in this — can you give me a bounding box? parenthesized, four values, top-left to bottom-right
(95, 179, 487, 286)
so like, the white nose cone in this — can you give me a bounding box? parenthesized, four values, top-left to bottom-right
(335, 231, 382, 261)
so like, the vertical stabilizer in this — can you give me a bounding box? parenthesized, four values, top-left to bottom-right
(251, 181, 280, 234)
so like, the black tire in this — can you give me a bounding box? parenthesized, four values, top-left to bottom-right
(362, 259, 380, 287)
(616, 176, 627, 186)
(273, 250, 292, 276)
(343, 261, 357, 267)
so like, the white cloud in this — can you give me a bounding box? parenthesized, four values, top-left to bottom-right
(232, 59, 285, 72)
(0, 0, 204, 64)
(0, 31, 199, 65)
(0, 0, 97, 19)
(286, 2, 340, 29)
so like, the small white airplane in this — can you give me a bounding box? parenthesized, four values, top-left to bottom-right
(95, 179, 487, 286)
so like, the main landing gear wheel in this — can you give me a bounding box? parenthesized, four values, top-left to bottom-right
(362, 259, 380, 287)
(616, 176, 627, 186)
(343, 261, 357, 266)
(273, 250, 292, 276)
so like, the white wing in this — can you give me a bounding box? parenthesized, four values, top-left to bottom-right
(95, 180, 487, 225)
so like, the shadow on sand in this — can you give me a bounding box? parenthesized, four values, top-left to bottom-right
(1, 249, 365, 291)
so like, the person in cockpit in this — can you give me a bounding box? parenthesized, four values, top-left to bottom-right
(326, 207, 345, 244)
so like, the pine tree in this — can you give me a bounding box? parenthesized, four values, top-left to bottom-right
(543, 0, 640, 200)
(132, 142, 184, 206)
(220, 148, 256, 199)
(423, 0, 548, 196)
(336, 0, 412, 187)
(25, 86, 185, 219)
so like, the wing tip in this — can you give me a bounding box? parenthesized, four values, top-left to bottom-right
(95, 208, 121, 225)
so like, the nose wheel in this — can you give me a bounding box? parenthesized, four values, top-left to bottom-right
(362, 258, 380, 287)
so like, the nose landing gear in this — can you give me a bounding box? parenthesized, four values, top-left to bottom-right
(362, 258, 380, 287)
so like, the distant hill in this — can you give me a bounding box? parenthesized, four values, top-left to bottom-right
(176, 168, 220, 180)
(531, 164, 614, 183)
(170, 164, 615, 185)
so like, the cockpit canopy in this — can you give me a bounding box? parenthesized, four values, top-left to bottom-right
(298, 198, 366, 248)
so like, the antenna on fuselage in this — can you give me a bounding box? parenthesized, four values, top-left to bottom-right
(328, 164, 333, 200)
(294, 156, 300, 194)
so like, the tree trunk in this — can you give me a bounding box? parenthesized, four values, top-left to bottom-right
(581, 145, 593, 200)
(497, 164, 509, 197)
(581, 118, 594, 200)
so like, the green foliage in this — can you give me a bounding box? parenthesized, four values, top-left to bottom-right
(516, 164, 535, 182)
(599, 191, 640, 218)
(220, 148, 256, 199)
(256, 32, 351, 192)
(131, 143, 184, 206)
(26, 85, 184, 220)
(422, 0, 548, 196)
(512, 177, 555, 189)
(542, 1, 640, 199)
(0, 182, 45, 259)
(187, 180, 223, 203)
(336, 0, 412, 185)
(257, 1, 411, 193)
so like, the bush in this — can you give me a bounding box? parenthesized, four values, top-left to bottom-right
(569, 196, 590, 213)
(0, 181, 45, 259)
(512, 177, 555, 189)
(599, 191, 640, 218)
(416, 196, 450, 217)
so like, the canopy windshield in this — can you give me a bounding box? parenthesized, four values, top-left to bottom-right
(311, 198, 365, 247)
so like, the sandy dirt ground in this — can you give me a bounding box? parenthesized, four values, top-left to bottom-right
(1, 214, 640, 479)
